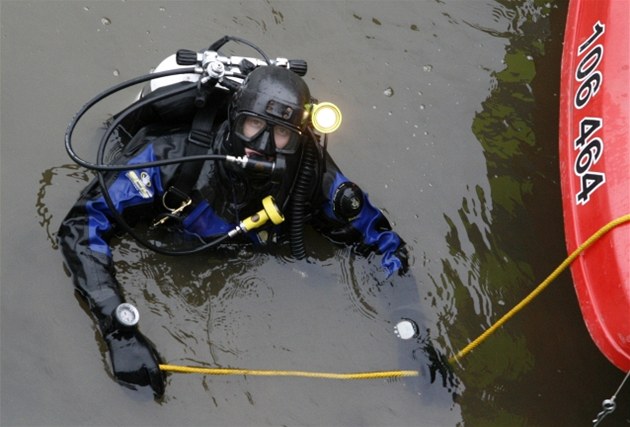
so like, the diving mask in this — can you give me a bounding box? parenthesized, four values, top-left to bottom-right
(234, 113, 301, 156)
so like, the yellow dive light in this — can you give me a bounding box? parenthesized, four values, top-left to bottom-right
(228, 196, 285, 237)
(311, 102, 342, 134)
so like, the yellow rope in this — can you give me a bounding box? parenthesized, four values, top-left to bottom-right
(158, 214, 629, 379)
(449, 213, 630, 364)
(159, 364, 419, 380)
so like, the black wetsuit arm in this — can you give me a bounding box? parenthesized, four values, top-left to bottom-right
(58, 181, 137, 333)
(57, 133, 184, 396)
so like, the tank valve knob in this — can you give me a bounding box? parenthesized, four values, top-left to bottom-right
(288, 59, 308, 76)
(176, 49, 199, 65)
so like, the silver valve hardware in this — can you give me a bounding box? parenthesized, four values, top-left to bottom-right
(209, 61, 225, 75)
(176, 49, 306, 77)
(200, 60, 225, 84)
(272, 58, 288, 67)
(201, 51, 295, 70)
(114, 303, 140, 328)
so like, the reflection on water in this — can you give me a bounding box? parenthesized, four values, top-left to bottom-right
(37, 164, 93, 250)
(435, 0, 564, 424)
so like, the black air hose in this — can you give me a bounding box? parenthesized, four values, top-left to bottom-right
(289, 141, 317, 259)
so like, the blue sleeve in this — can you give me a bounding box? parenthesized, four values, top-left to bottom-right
(84, 146, 164, 256)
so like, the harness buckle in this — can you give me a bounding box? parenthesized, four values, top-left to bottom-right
(152, 187, 192, 228)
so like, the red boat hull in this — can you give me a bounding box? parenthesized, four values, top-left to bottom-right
(559, 0, 630, 371)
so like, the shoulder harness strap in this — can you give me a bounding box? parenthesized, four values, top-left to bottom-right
(163, 102, 221, 209)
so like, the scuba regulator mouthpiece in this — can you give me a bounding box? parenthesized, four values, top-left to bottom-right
(228, 195, 285, 237)
(225, 155, 275, 173)
(225, 155, 287, 184)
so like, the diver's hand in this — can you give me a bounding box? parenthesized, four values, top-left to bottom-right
(423, 341, 457, 389)
(105, 328, 165, 397)
(394, 245, 410, 276)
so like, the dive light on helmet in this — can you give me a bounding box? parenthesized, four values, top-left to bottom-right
(228, 195, 285, 237)
(310, 102, 342, 134)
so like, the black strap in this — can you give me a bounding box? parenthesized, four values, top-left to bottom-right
(187, 87, 231, 147)
(163, 104, 218, 208)
(187, 102, 217, 147)
(166, 88, 233, 208)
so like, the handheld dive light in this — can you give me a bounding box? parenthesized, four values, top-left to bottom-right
(228, 196, 285, 237)
(394, 318, 419, 340)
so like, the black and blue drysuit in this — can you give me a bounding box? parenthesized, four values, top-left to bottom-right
(58, 90, 408, 397)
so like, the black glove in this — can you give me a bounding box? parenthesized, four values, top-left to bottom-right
(422, 341, 458, 391)
(105, 328, 165, 397)
(394, 244, 410, 276)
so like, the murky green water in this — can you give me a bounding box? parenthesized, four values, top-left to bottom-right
(2, 1, 629, 426)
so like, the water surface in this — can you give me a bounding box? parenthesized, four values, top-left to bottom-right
(2, 1, 629, 426)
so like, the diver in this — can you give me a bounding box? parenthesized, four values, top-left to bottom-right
(58, 40, 411, 397)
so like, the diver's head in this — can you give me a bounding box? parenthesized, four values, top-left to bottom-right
(227, 66, 311, 161)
